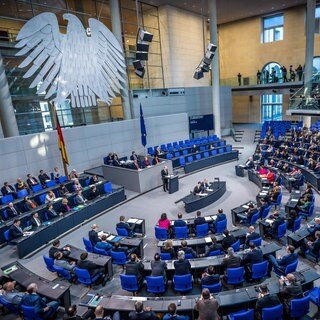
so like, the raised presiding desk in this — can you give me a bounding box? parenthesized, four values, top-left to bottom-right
(1, 262, 71, 308)
(10, 187, 126, 258)
(80, 268, 319, 317)
(182, 181, 226, 213)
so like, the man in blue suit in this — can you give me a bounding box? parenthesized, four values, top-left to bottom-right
(212, 208, 226, 232)
(173, 213, 187, 227)
(116, 216, 135, 237)
(267, 245, 298, 275)
(21, 283, 59, 319)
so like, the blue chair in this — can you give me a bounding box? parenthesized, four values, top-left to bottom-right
(110, 250, 127, 266)
(218, 148, 224, 154)
(195, 154, 201, 160)
(31, 184, 42, 193)
(199, 146, 205, 152)
(20, 304, 42, 320)
(187, 156, 193, 163)
(196, 223, 209, 237)
(39, 193, 46, 204)
(203, 151, 209, 158)
(308, 287, 320, 313)
(290, 295, 310, 318)
(1, 209, 8, 220)
(250, 237, 262, 247)
(225, 145, 232, 152)
(54, 265, 72, 281)
(299, 204, 314, 220)
(174, 226, 188, 239)
(185, 253, 194, 259)
(147, 147, 154, 155)
(120, 274, 139, 293)
(201, 281, 221, 293)
(227, 267, 245, 286)
(231, 239, 240, 252)
(166, 153, 173, 160)
(174, 151, 180, 158)
(17, 189, 28, 199)
(146, 276, 166, 294)
(173, 274, 193, 292)
(228, 309, 254, 320)
(249, 211, 260, 225)
(216, 219, 227, 234)
(160, 253, 171, 260)
(74, 267, 103, 286)
(270, 193, 282, 209)
(182, 149, 188, 155)
(4, 229, 11, 243)
(46, 180, 56, 188)
(211, 149, 217, 156)
(93, 246, 109, 256)
(155, 226, 168, 240)
(43, 255, 56, 273)
(261, 304, 283, 320)
(85, 178, 90, 186)
(275, 222, 287, 240)
(83, 237, 93, 253)
(58, 176, 68, 183)
(179, 157, 186, 167)
(104, 182, 112, 194)
(288, 216, 302, 232)
(274, 260, 298, 276)
(208, 249, 222, 257)
(261, 206, 271, 219)
(116, 227, 129, 237)
(0, 295, 20, 315)
(251, 260, 268, 281)
(1, 194, 14, 204)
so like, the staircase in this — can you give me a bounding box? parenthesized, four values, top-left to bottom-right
(254, 130, 261, 143)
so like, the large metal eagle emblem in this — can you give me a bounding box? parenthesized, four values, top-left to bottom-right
(15, 12, 126, 107)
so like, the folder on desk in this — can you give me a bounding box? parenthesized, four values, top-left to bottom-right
(205, 237, 212, 243)
(265, 219, 274, 224)
(23, 231, 34, 237)
(242, 205, 249, 209)
(106, 235, 115, 241)
(127, 218, 138, 224)
(136, 219, 143, 224)
(205, 216, 213, 222)
(206, 188, 213, 192)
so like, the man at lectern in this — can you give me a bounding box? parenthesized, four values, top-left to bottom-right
(161, 166, 169, 192)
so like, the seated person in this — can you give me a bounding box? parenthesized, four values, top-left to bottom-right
(63, 304, 94, 320)
(285, 209, 298, 230)
(130, 151, 138, 161)
(38, 169, 50, 187)
(173, 250, 191, 275)
(54, 251, 76, 272)
(89, 224, 100, 246)
(265, 212, 285, 238)
(125, 253, 145, 287)
(173, 213, 187, 227)
(279, 273, 303, 316)
(142, 156, 151, 168)
(221, 247, 242, 269)
(30, 212, 42, 228)
(46, 203, 62, 219)
(128, 301, 158, 320)
(21, 283, 60, 319)
(152, 155, 159, 165)
(255, 284, 281, 320)
(111, 241, 134, 259)
(242, 242, 263, 279)
(244, 157, 254, 169)
(201, 178, 210, 190)
(205, 236, 222, 256)
(307, 217, 320, 236)
(105, 153, 114, 166)
(26, 173, 40, 189)
(9, 219, 24, 239)
(112, 154, 121, 167)
(265, 170, 275, 184)
(237, 203, 257, 225)
(89, 185, 100, 200)
(161, 239, 176, 259)
(297, 194, 312, 213)
(158, 212, 171, 230)
(1, 181, 17, 198)
(95, 234, 113, 252)
(45, 190, 56, 203)
(194, 210, 206, 227)
(49, 239, 71, 259)
(212, 208, 226, 232)
(244, 226, 260, 248)
(221, 229, 236, 252)
(258, 198, 269, 218)
(193, 181, 202, 195)
(151, 252, 167, 281)
(60, 198, 72, 213)
(1, 281, 25, 306)
(24, 196, 38, 211)
(258, 166, 268, 177)
(200, 265, 220, 286)
(6, 202, 21, 218)
(298, 230, 320, 258)
(58, 184, 70, 197)
(269, 183, 281, 202)
(69, 169, 79, 180)
(15, 178, 30, 192)
(117, 215, 135, 237)
(74, 190, 87, 205)
(267, 245, 298, 275)
(163, 303, 187, 320)
(53, 167, 60, 180)
(89, 174, 99, 185)
(180, 240, 197, 258)
(73, 179, 83, 192)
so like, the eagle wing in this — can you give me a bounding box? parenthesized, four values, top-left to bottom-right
(15, 12, 63, 99)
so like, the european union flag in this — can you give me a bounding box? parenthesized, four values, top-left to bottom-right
(140, 104, 147, 147)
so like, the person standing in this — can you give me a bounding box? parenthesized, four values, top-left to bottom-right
(257, 70, 262, 84)
(194, 288, 220, 320)
(161, 166, 169, 192)
(237, 73, 242, 86)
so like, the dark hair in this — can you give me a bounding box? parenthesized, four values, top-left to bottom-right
(154, 253, 160, 261)
(178, 213, 183, 219)
(249, 242, 256, 249)
(161, 213, 167, 220)
(53, 239, 60, 246)
(202, 288, 210, 299)
(101, 235, 107, 241)
(13, 219, 20, 224)
(207, 265, 214, 275)
(130, 253, 137, 262)
(223, 229, 229, 236)
(196, 211, 201, 217)
(120, 216, 125, 221)
(288, 245, 295, 254)
(80, 252, 88, 260)
(260, 284, 269, 293)
(168, 303, 176, 315)
(66, 305, 77, 317)
(135, 301, 143, 313)
(181, 240, 187, 248)
(114, 242, 120, 248)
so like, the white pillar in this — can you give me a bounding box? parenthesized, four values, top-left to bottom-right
(110, 0, 132, 120)
(0, 51, 19, 137)
(208, 0, 221, 137)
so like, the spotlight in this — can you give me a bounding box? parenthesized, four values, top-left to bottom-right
(272, 89, 277, 93)
(133, 60, 144, 70)
(136, 43, 149, 52)
(193, 43, 217, 80)
(193, 68, 204, 80)
(200, 64, 210, 73)
(139, 29, 153, 42)
(136, 51, 148, 61)
(207, 43, 217, 52)
(135, 68, 145, 79)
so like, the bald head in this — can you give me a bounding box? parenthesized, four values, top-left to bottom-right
(248, 226, 255, 233)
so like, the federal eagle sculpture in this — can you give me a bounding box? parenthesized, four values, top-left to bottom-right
(15, 12, 127, 108)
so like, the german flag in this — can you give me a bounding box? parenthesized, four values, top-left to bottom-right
(56, 114, 69, 165)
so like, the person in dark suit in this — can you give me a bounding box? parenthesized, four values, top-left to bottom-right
(242, 242, 263, 279)
(9, 219, 24, 239)
(1, 182, 17, 198)
(163, 303, 186, 320)
(125, 253, 145, 287)
(6, 202, 21, 218)
(221, 229, 236, 252)
(38, 169, 50, 187)
(60, 198, 72, 213)
(255, 284, 281, 320)
(212, 208, 226, 232)
(299, 230, 320, 257)
(46, 203, 61, 220)
(26, 173, 40, 189)
(244, 226, 260, 248)
(151, 253, 167, 281)
(258, 198, 269, 218)
(237, 203, 258, 225)
(285, 209, 298, 230)
(244, 157, 254, 169)
(173, 213, 186, 227)
(89, 224, 100, 246)
(173, 251, 191, 275)
(180, 240, 197, 258)
(105, 153, 114, 166)
(200, 265, 220, 286)
(111, 242, 134, 259)
(279, 273, 303, 315)
(21, 283, 60, 319)
(267, 245, 298, 275)
(49, 239, 71, 259)
(128, 301, 158, 320)
(77, 252, 106, 281)
(194, 210, 206, 227)
(130, 151, 138, 161)
(205, 236, 222, 256)
(221, 247, 242, 269)
(30, 212, 42, 228)
(89, 174, 99, 185)
(265, 212, 285, 238)
(112, 154, 121, 167)
(89, 185, 100, 200)
(117, 216, 135, 237)
(63, 304, 94, 320)
(58, 184, 70, 197)
(74, 190, 87, 205)
(161, 166, 169, 192)
(193, 181, 202, 195)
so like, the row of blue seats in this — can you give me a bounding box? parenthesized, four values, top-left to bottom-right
(147, 135, 220, 155)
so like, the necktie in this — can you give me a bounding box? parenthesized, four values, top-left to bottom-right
(36, 218, 40, 226)
(12, 207, 17, 215)
(18, 226, 23, 233)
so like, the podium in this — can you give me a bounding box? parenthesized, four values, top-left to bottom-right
(235, 165, 245, 177)
(168, 175, 179, 194)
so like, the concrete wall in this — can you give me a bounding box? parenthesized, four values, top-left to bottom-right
(0, 113, 189, 183)
(132, 86, 232, 132)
